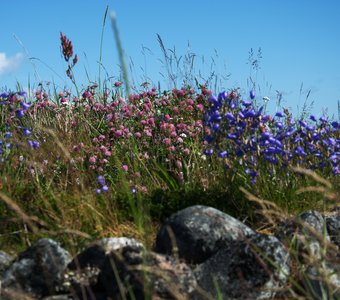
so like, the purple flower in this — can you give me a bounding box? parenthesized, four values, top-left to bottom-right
(295, 146, 307, 156)
(275, 122, 283, 129)
(262, 115, 270, 121)
(225, 112, 235, 120)
(275, 112, 284, 118)
(97, 175, 105, 186)
(327, 138, 336, 146)
(208, 95, 218, 105)
(245, 169, 258, 178)
(249, 90, 256, 99)
(23, 128, 31, 136)
(331, 121, 339, 128)
(310, 115, 317, 122)
(242, 100, 252, 107)
(16, 109, 25, 118)
(32, 141, 40, 148)
(227, 133, 237, 140)
(261, 132, 271, 140)
(212, 123, 220, 132)
(265, 155, 278, 164)
(312, 132, 321, 141)
(218, 150, 228, 158)
(329, 154, 337, 164)
(4, 132, 12, 138)
(218, 91, 228, 101)
(1, 92, 9, 98)
(18, 91, 27, 97)
(204, 149, 213, 156)
(204, 135, 214, 144)
(211, 111, 222, 122)
(21, 102, 30, 110)
(299, 120, 307, 127)
(244, 109, 256, 118)
(102, 185, 109, 192)
(238, 111, 245, 119)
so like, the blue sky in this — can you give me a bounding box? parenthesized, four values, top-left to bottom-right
(1, 0, 340, 118)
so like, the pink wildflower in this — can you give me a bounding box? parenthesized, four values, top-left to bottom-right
(163, 138, 171, 145)
(98, 135, 106, 142)
(183, 148, 190, 155)
(115, 130, 123, 137)
(89, 156, 97, 164)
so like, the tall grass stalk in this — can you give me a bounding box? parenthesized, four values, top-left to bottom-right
(110, 10, 130, 97)
(98, 5, 109, 97)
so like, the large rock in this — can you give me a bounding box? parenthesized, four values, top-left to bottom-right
(0, 250, 14, 275)
(99, 244, 198, 300)
(154, 205, 255, 264)
(1, 238, 71, 298)
(194, 233, 291, 299)
(275, 210, 328, 259)
(62, 237, 143, 298)
(275, 210, 340, 300)
(325, 208, 340, 249)
(300, 265, 340, 300)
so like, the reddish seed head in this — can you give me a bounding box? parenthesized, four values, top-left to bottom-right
(60, 32, 74, 62)
(73, 54, 78, 65)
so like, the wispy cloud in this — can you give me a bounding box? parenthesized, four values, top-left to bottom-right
(0, 52, 24, 75)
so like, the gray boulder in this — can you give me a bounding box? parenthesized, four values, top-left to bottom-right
(300, 264, 340, 300)
(275, 210, 328, 259)
(154, 205, 255, 264)
(0, 250, 14, 275)
(99, 244, 199, 300)
(194, 233, 291, 299)
(325, 208, 340, 249)
(62, 237, 143, 298)
(1, 238, 71, 298)
(275, 210, 340, 299)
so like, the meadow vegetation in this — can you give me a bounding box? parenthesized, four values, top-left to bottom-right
(0, 18, 339, 299)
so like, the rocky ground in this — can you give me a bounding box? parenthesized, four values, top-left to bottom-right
(0, 205, 339, 300)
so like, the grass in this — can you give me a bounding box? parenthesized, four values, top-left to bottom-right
(0, 10, 339, 299)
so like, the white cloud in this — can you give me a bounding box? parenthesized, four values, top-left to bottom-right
(0, 52, 24, 75)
